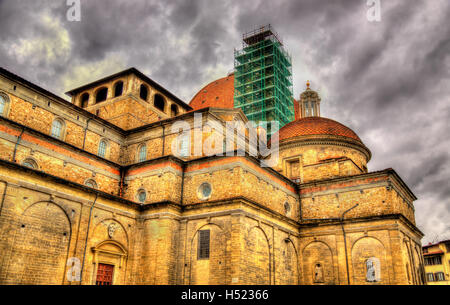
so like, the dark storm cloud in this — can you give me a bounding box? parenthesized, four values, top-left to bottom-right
(0, 0, 449, 244)
(0, 1, 67, 89)
(408, 153, 448, 189)
(169, 0, 200, 29)
(62, 1, 164, 61)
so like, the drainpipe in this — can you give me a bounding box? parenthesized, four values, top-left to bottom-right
(162, 124, 166, 156)
(12, 127, 25, 162)
(340, 203, 359, 285)
(82, 118, 92, 150)
(80, 192, 98, 285)
(0, 181, 8, 217)
(298, 186, 302, 222)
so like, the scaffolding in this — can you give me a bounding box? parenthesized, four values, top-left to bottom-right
(234, 25, 294, 138)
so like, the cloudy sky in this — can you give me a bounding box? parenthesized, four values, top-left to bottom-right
(0, 0, 449, 244)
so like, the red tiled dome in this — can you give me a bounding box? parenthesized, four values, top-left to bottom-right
(275, 116, 362, 143)
(189, 74, 235, 110)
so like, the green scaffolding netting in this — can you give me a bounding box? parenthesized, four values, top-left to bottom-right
(234, 35, 294, 139)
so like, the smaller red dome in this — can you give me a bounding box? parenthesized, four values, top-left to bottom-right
(189, 74, 235, 110)
(275, 117, 362, 143)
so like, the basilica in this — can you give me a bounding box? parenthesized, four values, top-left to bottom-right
(0, 62, 424, 284)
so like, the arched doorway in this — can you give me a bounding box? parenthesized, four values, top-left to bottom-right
(91, 240, 128, 285)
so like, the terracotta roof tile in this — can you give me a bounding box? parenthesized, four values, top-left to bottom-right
(189, 77, 362, 145)
(275, 116, 362, 143)
(424, 250, 444, 256)
(423, 240, 450, 248)
(189, 74, 235, 110)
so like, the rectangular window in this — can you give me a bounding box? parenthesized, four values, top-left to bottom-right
(434, 256, 442, 265)
(425, 256, 443, 265)
(426, 273, 434, 282)
(288, 160, 300, 180)
(435, 272, 445, 281)
(198, 230, 210, 259)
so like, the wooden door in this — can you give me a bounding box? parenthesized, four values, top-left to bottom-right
(96, 263, 114, 285)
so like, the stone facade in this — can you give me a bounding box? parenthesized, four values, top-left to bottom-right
(0, 67, 425, 285)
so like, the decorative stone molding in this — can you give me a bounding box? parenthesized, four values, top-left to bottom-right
(108, 223, 117, 238)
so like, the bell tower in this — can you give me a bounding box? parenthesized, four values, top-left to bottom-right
(299, 80, 321, 118)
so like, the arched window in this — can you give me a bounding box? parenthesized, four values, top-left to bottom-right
(304, 101, 310, 116)
(22, 158, 38, 169)
(114, 81, 123, 97)
(310, 102, 316, 116)
(138, 144, 147, 162)
(171, 104, 179, 116)
(85, 179, 98, 189)
(51, 119, 64, 139)
(98, 139, 108, 158)
(80, 93, 90, 108)
(137, 189, 147, 203)
(0, 94, 8, 116)
(154, 94, 165, 112)
(140, 84, 148, 101)
(96, 87, 108, 103)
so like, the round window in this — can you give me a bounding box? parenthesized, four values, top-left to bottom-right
(198, 182, 212, 200)
(23, 159, 37, 169)
(85, 179, 97, 189)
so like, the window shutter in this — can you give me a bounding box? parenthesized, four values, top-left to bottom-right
(198, 230, 210, 259)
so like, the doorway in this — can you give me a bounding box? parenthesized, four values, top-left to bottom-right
(96, 263, 114, 285)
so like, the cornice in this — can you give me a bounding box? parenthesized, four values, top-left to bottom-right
(279, 135, 372, 161)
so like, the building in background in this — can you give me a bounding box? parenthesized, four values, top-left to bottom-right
(423, 240, 450, 285)
(233, 25, 294, 138)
